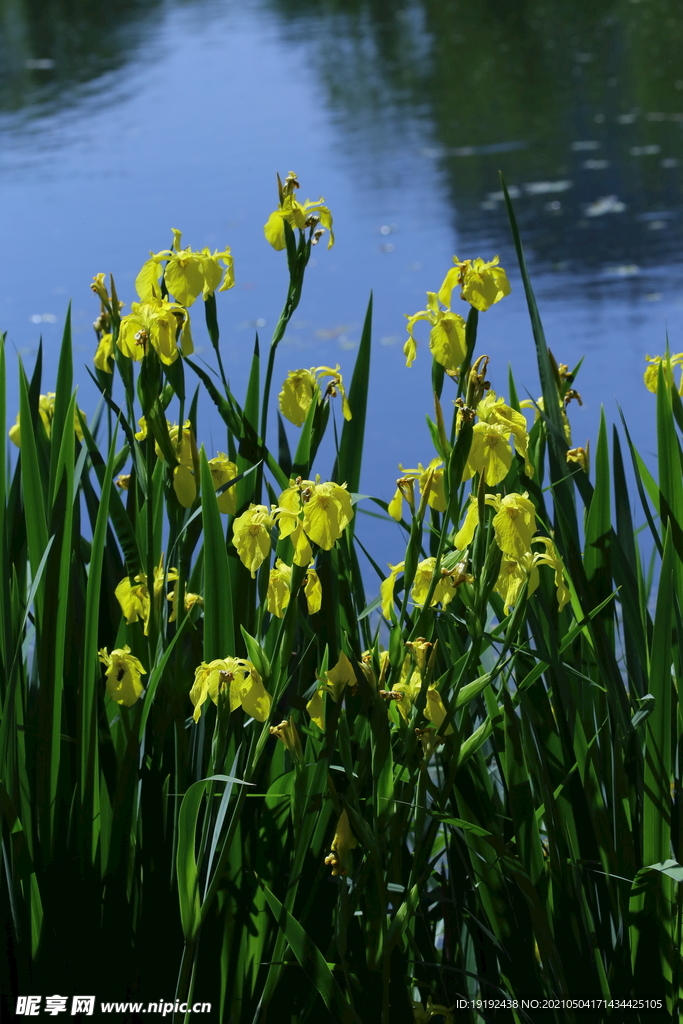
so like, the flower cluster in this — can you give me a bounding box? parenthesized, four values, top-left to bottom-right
(404, 255, 510, 371)
(380, 557, 473, 619)
(232, 476, 353, 578)
(455, 492, 569, 613)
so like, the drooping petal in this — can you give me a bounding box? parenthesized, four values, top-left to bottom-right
(454, 497, 480, 550)
(234, 667, 272, 722)
(173, 465, 197, 508)
(429, 312, 467, 372)
(388, 487, 403, 521)
(423, 686, 454, 734)
(380, 561, 405, 619)
(135, 257, 164, 301)
(325, 651, 356, 701)
(279, 369, 317, 427)
(208, 454, 238, 514)
(306, 688, 325, 730)
(94, 332, 115, 373)
(264, 210, 287, 250)
(304, 568, 322, 614)
(464, 423, 513, 485)
(267, 560, 292, 618)
(99, 645, 146, 707)
(232, 505, 274, 577)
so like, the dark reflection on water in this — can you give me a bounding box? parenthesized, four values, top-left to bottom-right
(3, 0, 683, 279)
(266, 0, 683, 277)
(0, 0, 167, 114)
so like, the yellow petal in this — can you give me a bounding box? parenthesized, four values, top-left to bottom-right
(235, 671, 272, 721)
(424, 686, 454, 734)
(267, 561, 291, 618)
(165, 253, 205, 307)
(173, 465, 197, 508)
(388, 487, 403, 521)
(436, 265, 461, 308)
(135, 257, 163, 301)
(279, 369, 316, 427)
(306, 688, 325, 730)
(454, 497, 480, 550)
(304, 568, 322, 614)
(326, 651, 356, 701)
(429, 312, 467, 372)
(465, 423, 513, 485)
(492, 493, 537, 559)
(461, 259, 511, 311)
(232, 505, 274, 577)
(264, 210, 286, 250)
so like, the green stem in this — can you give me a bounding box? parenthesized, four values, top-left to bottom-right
(145, 435, 156, 645)
(259, 235, 309, 447)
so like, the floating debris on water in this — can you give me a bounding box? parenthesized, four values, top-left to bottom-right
(585, 196, 626, 216)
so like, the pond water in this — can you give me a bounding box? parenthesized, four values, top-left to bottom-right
(2, 0, 682, 576)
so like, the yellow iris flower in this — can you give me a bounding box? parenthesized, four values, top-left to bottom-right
(98, 646, 146, 707)
(264, 171, 334, 250)
(438, 255, 511, 312)
(278, 365, 351, 427)
(94, 332, 115, 373)
(381, 557, 468, 619)
(306, 651, 356, 730)
(115, 554, 179, 634)
(117, 296, 192, 365)
(412, 998, 455, 1024)
(269, 717, 304, 764)
(388, 459, 446, 521)
(324, 809, 358, 876)
(455, 492, 537, 561)
(167, 584, 203, 622)
(232, 480, 353, 578)
(404, 290, 466, 372)
(266, 558, 321, 618)
(644, 352, 683, 394)
(207, 453, 238, 514)
(190, 657, 272, 723)
(9, 392, 85, 448)
(232, 504, 277, 577)
(494, 536, 570, 615)
(277, 477, 354, 551)
(135, 230, 234, 307)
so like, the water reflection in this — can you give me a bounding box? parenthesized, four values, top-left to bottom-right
(267, 0, 683, 277)
(3, 0, 683, 279)
(0, 0, 172, 115)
